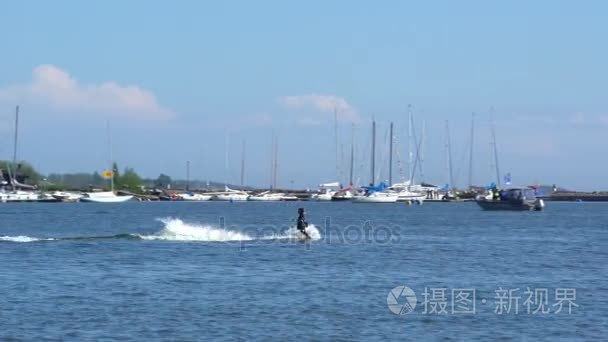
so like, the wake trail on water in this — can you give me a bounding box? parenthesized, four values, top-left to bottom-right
(138, 218, 321, 242)
(136, 218, 254, 241)
(0, 236, 56, 243)
(0, 218, 321, 243)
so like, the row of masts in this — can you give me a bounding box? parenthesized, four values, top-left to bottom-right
(228, 107, 501, 191)
(189, 105, 500, 191)
(362, 107, 501, 191)
(4, 105, 500, 192)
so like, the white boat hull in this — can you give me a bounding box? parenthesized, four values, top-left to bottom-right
(177, 194, 212, 201)
(396, 194, 426, 203)
(332, 190, 354, 201)
(0, 191, 40, 202)
(313, 193, 333, 201)
(81, 191, 133, 203)
(248, 196, 282, 201)
(352, 193, 399, 203)
(248, 191, 283, 201)
(213, 194, 249, 201)
(51, 191, 84, 202)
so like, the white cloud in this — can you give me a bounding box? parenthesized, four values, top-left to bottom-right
(0, 64, 173, 120)
(278, 94, 360, 123)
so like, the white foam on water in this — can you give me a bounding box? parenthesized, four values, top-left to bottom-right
(0, 235, 54, 243)
(138, 218, 254, 242)
(0, 220, 322, 244)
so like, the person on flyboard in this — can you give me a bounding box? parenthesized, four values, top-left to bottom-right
(297, 208, 311, 240)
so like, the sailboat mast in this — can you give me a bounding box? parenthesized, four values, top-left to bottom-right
(349, 124, 355, 186)
(334, 108, 339, 182)
(389, 122, 393, 185)
(269, 133, 273, 189)
(490, 111, 501, 188)
(445, 120, 455, 191)
(371, 119, 376, 185)
(273, 134, 279, 189)
(224, 134, 229, 189)
(407, 104, 413, 182)
(240, 139, 245, 188)
(419, 119, 426, 181)
(408, 113, 418, 186)
(186, 160, 190, 191)
(8, 105, 20, 190)
(468, 112, 475, 189)
(106, 121, 114, 193)
(12, 105, 19, 169)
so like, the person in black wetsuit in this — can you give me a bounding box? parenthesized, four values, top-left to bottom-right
(297, 208, 310, 239)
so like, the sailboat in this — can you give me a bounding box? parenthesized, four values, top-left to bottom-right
(81, 123, 133, 203)
(441, 120, 459, 201)
(80, 190, 133, 203)
(332, 124, 357, 201)
(352, 120, 398, 203)
(384, 120, 425, 203)
(353, 182, 398, 203)
(0, 106, 45, 202)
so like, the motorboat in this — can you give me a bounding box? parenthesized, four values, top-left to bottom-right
(213, 193, 249, 201)
(80, 191, 133, 203)
(394, 190, 426, 203)
(331, 187, 355, 201)
(476, 187, 545, 211)
(387, 183, 426, 203)
(311, 190, 334, 201)
(212, 187, 249, 201)
(50, 191, 84, 202)
(177, 193, 212, 201)
(352, 191, 399, 203)
(310, 182, 339, 201)
(280, 194, 299, 201)
(248, 191, 284, 201)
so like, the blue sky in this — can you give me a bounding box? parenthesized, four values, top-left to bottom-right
(0, 0, 606, 190)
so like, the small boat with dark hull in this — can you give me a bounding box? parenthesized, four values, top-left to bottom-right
(476, 187, 545, 211)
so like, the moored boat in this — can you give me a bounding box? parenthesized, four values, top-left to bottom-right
(331, 187, 355, 201)
(80, 191, 133, 203)
(310, 182, 339, 201)
(212, 187, 249, 201)
(475, 187, 545, 211)
(248, 191, 283, 201)
(280, 194, 299, 201)
(177, 193, 212, 201)
(0, 190, 40, 203)
(352, 191, 399, 203)
(50, 191, 84, 202)
(387, 183, 426, 203)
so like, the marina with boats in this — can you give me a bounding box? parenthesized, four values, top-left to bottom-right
(0, 105, 599, 208)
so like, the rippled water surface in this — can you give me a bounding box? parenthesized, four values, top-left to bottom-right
(1, 201, 606, 340)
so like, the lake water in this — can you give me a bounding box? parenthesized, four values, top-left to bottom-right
(1, 201, 606, 341)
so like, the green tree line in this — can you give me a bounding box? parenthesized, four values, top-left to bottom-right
(0, 160, 148, 193)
